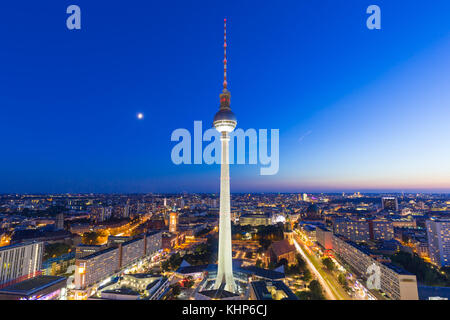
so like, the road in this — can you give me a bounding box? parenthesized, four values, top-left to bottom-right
(292, 237, 338, 300)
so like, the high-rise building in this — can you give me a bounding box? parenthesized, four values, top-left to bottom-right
(74, 231, 162, 298)
(90, 205, 105, 222)
(123, 204, 130, 219)
(369, 219, 394, 241)
(426, 219, 450, 267)
(176, 197, 185, 209)
(105, 206, 112, 220)
(169, 212, 178, 233)
(75, 246, 120, 293)
(55, 213, 64, 230)
(213, 19, 237, 293)
(0, 241, 44, 288)
(382, 197, 399, 211)
(333, 217, 370, 242)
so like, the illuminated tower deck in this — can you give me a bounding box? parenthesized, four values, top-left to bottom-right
(213, 18, 237, 293)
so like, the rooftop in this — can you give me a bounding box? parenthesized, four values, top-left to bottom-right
(0, 276, 66, 296)
(0, 240, 42, 252)
(269, 239, 296, 257)
(198, 288, 240, 299)
(251, 280, 298, 300)
(78, 246, 118, 260)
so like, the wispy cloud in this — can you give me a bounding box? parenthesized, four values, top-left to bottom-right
(298, 130, 312, 143)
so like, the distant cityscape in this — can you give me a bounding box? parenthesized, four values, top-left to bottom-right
(0, 192, 449, 300)
(1, 1, 449, 307)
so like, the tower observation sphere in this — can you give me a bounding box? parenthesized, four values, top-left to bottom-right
(213, 90, 237, 133)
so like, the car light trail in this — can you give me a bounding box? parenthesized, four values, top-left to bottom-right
(292, 238, 338, 300)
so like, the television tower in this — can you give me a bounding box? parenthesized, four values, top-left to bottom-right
(213, 18, 237, 293)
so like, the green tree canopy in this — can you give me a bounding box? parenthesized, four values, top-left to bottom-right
(322, 257, 335, 272)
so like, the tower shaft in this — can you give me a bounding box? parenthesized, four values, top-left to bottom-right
(214, 132, 235, 292)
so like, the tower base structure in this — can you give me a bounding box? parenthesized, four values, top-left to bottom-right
(196, 266, 250, 300)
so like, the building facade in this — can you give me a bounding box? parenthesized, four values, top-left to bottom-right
(0, 241, 43, 288)
(332, 235, 418, 300)
(369, 219, 394, 241)
(316, 226, 333, 250)
(169, 212, 178, 233)
(382, 197, 399, 212)
(239, 214, 272, 227)
(75, 246, 120, 292)
(74, 231, 163, 298)
(426, 219, 450, 267)
(333, 217, 370, 242)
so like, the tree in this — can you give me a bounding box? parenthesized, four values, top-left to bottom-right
(161, 253, 184, 272)
(390, 252, 450, 286)
(338, 273, 346, 285)
(258, 238, 272, 250)
(255, 259, 263, 268)
(268, 261, 277, 270)
(161, 260, 171, 272)
(308, 280, 325, 300)
(184, 276, 194, 288)
(338, 273, 350, 291)
(170, 284, 181, 297)
(302, 269, 312, 282)
(286, 264, 301, 276)
(277, 258, 288, 268)
(296, 291, 313, 300)
(322, 257, 335, 272)
(43, 243, 71, 260)
(82, 232, 100, 245)
(296, 254, 306, 271)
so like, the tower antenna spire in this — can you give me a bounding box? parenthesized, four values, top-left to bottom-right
(223, 18, 227, 90)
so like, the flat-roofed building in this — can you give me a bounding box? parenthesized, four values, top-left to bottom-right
(333, 217, 370, 242)
(239, 214, 272, 226)
(120, 237, 145, 268)
(74, 231, 163, 299)
(369, 219, 394, 241)
(316, 226, 333, 250)
(0, 241, 43, 288)
(0, 275, 66, 300)
(75, 244, 104, 259)
(169, 212, 178, 233)
(74, 246, 119, 291)
(249, 280, 298, 300)
(144, 231, 162, 256)
(382, 197, 398, 212)
(391, 217, 416, 228)
(332, 235, 418, 300)
(426, 219, 450, 267)
(95, 273, 169, 300)
(299, 224, 317, 242)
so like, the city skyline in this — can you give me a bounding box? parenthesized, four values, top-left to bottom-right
(1, 0, 450, 305)
(1, 1, 450, 194)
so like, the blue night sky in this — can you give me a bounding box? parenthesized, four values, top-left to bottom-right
(0, 0, 450, 193)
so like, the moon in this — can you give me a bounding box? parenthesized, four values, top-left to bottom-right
(137, 113, 144, 120)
